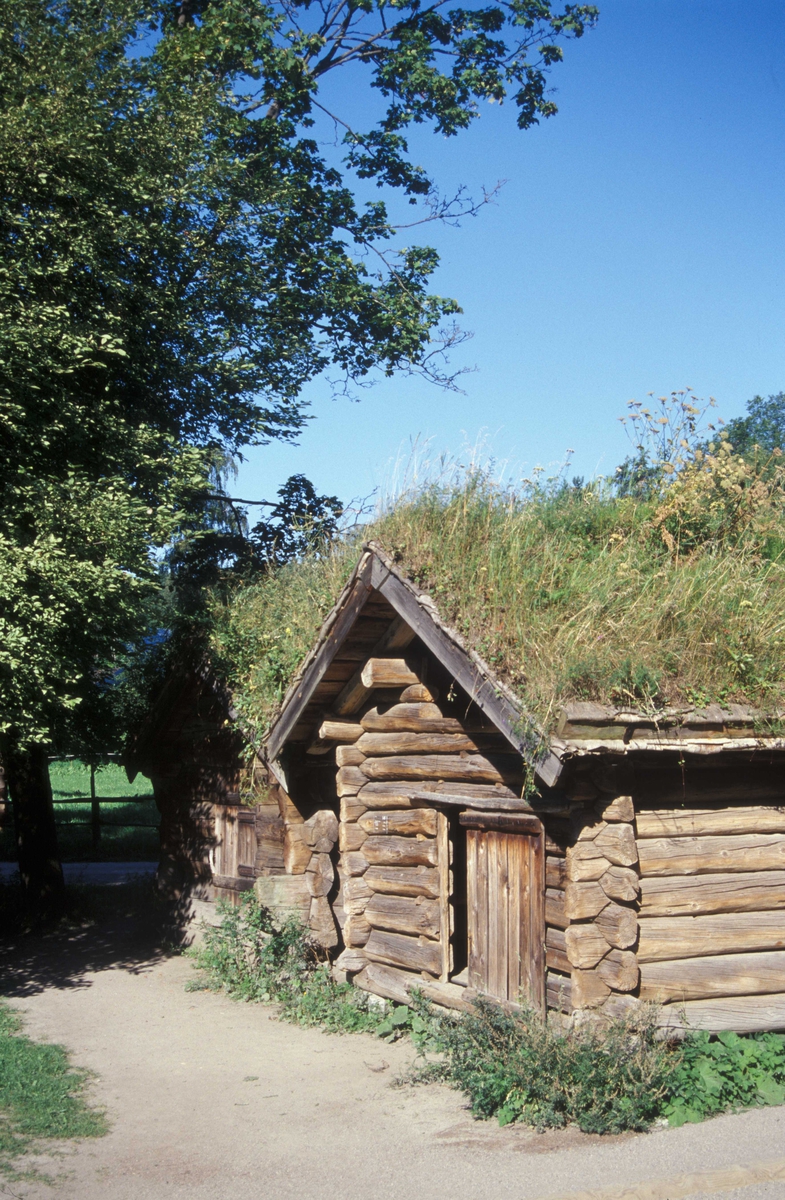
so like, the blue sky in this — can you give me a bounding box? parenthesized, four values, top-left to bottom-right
(236, 0, 785, 511)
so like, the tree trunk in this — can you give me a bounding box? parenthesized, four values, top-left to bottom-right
(5, 744, 64, 911)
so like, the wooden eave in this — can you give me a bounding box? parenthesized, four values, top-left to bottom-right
(264, 543, 565, 788)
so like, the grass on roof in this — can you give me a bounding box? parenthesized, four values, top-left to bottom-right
(211, 441, 785, 736)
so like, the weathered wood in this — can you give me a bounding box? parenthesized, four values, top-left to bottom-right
(594, 903, 638, 949)
(640, 950, 785, 1002)
(303, 809, 339, 852)
(361, 658, 421, 690)
(574, 818, 607, 842)
(459, 811, 542, 835)
(333, 947, 367, 974)
(305, 853, 334, 897)
(254, 873, 311, 922)
(571, 968, 612, 1009)
(255, 808, 286, 874)
(309, 895, 338, 948)
(658, 993, 785, 1034)
(354, 961, 414, 1006)
(318, 718, 365, 742)
(338, 822, 367, 853)
(636, 806, 785, 839)
(601, 994, 642, 1020)
(344, 912, 372, 946)
(566, 844, 613, 882)
(357, 730, 482, 757)
(365, 893, 441, 938)
(343, 873, 372, 904)
(638, 833, 785, 877)
(400, 683, 438, 703)
(362, 835, 438, 867)
(437, 810, 451, 981)
(336, 766, 366, 796)
(597, 795, 635, 823)
(641, 870, 785, 917)
(546, 971, 572, 1012)
(545, 887, 567, 929)
(565, 923, 611, 969)
(359, 783, 418, 809)
(270, 781, 305, 826)
(595, 823, 638, 866)
(546, 855, 568, 888)
(283, 827, 312, 874)
(369, 551, 564, 788)
(361, 703, 457, 732)
(364, 864, 441, 898)
(333, 617, 418, 715)
(599, 865, 640, 903)
(414, 781, 521, 801)
(597, 949, 639, 991)
(418, 979, 477, 1013)
(359, 808, 438, 837)
(638, 911, 785, 963)
(361, 754, 520, 785)
(364, 929, 442, 975)
(341, 850, 369, 876)
(565, 881, 609, 921)
(545, 929, 572, 973)
(340, 796, 367, 823)
(336, 744, 366, 768)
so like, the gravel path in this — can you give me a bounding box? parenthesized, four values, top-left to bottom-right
(2, 896, 785, 1200)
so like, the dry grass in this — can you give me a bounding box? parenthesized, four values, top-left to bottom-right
(211, 460, 785, 736)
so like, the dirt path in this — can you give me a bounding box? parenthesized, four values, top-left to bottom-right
(2, 901, 785, 1200)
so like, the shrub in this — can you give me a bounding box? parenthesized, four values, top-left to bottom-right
(664, 1030, 785, 1126)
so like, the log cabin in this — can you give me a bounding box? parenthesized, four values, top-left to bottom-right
(132, 542, 785, 1033)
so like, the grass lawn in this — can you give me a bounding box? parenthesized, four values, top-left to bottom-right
(1, 760, 159, 863)
(0, 1001, 107, 1177)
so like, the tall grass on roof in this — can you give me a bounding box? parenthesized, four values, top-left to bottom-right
(211, 413, 785, 736)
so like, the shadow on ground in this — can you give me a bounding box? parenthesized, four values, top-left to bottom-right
(0, 880, 197, 998)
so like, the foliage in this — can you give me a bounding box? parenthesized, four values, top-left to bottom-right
(725, 393, 785, 458)
(414, 999, 677, 1134)
(663, 1030, 785, 1127)
(0, 1001, 107, 1176)
(212, 404, 785, 732)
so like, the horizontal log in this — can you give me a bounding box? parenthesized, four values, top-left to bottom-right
(361, 658, 420, 689)
(641, 950, 785, 1002)
(546, 926, 566, 952)
(600, 865, 640, 903)
(340, 796, 367, 823)
(636, 806, 785, 840)
(361, 703, 462, 733)
(641, 870, 785, 917)
(318, 718, 364, 742)
(459, 812, 542, 835)
(338, 823, 367, 853)
(658, 993, 785, 1034)
(574, 818, 607, 842)
(413, 781, 521, 801)
(335, 744, 366, 768)
(359, 783, 418, 809)
(595, 902, 638, 950)
(365, 894, 441, 939)
(638, 911, 785, 963)
(595, 823, 638, 867)
(418, 980, 477, 1013)
(362, 835, 438, 868)
(344, 913, 371, 946)
(364, 929, 442, 976)
(565, 923, 611, 969)
(546, 971, 572, 1013)
(400, 683, 438, 703)
(254, 874, 311, 921)
(546, 943, 571, 974)
(597, 949, 639, 992)
(565, 882, 608, 921)
(638, 833, 785, 877)
(571, 968, 611, 1009)
(361, 755, 519, 785)
(364, 865, 441, 899)
(354, 961, 415, 1006)
(546, 856, 568, 888)
(359, 808, 438, 837)
(336, 766, 366, 796)
(341, 851, 369, 876)
(356, 731, 479, 756)
(597, 795, 635, 823)
(566, 844, 612, 882)
(545, 887, 567, 929)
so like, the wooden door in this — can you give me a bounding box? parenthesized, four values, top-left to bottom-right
(462, 812, 545, 1008)
(213, 805, 257, 889)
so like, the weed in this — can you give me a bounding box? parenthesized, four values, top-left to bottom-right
(664, 1030, 785, 1126)
(0, 1002, 107, 1177)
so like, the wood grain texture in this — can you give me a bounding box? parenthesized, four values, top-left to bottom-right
(545, 887, 567, 929)
(564, 923, 611, 969)
(565, 881, 608, 921)
(360, 754, 519, 785)
(359, 808, 438, 837)
(599, 865, 640, 903)
(357, 731, 478, 756)
(641, 950, 785, 1001)
(283, 827, 312, 874)
(638, 911, 785, 962)
(437, 810, 451, 981)
(597, 949, 639, 991)
(305, 853, 334, 897)
(594, 902, 638, 949)
(638, 832, 785, 877)
(354, 961, 415, 1006)
(338, 822, 367, 853)
(362, 835, 438, 867)
(365, 893, 441, 939)
(335, 744, 365, 768)
(658, 993, 785, 1034)
(364, 864, 441, 898)
(361, 703, 455, 733)
(571, 968, 611, 1008)
(364, 929, 442, 975)
(546, 970, 572, 1013)
(641, 870, 785, 916)
(319, 718, 365, 742)
(636, 806, 785, 839)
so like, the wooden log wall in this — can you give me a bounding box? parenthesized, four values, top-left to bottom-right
(636, 802, 785, 1033)
(254, 806, 339, 946)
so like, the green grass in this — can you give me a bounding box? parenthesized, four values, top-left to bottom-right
(0, 1001, 107, 1177)
(1, 759, 158, 863)
(211, 461, 785, 740)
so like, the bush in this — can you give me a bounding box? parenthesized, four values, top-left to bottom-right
(664, 1030, 785, 1126)
(418, 999, 679, 1134)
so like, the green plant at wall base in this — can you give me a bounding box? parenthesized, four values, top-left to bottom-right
(663, 1030, 785, 1127)
(0, 1002, 107, 1176)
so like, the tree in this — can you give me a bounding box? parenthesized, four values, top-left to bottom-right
(1, 0, 596, 905)
(724, 393, 785, 457)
